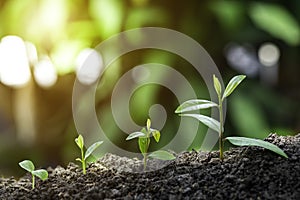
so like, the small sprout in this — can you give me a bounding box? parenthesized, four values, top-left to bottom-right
(18, 160, 48, 189)
(126, 118, 175, 170)
(176, 74, 288, 160)
(75, 134, 103, 174)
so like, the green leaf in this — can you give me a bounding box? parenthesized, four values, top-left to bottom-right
(75, 135, 84, 149)
(75, 158, 82, 163)
(85, 141, 103, 160)
(141, 127, 147, 134)
(180, 113, 221, 133)
(138, 137, 150, 155)
(86, 154, 98, 164)
(148, 150, 176, 160)
(222, 75, 246, 99)
(213, 75, 222, 97)
(226, 136, 288, 158)
(175, 99, 218, 113)
(32, 169, 48, 181)
(146, 118, 151, 131)
(19, 160, 35, 172)
(152, 130, 160, 143)
(126, 131, 146, 140)
(149, 128, 158, 132)
(249, 2, 300, 46)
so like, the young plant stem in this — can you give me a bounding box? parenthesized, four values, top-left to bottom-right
(81, 148, 86, 174)
(218, 96, 224, 161)
(32, 174, 35, 189)
(143, 134, 150, 171)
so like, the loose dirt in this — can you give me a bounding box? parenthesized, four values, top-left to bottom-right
(1, 133, 299, 199)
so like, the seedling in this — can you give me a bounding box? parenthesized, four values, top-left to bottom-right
(126, 118, 175, 170)
(176, 74, 288, 160)
(18, 160, 48, 189)
(75, 134, 103, 174)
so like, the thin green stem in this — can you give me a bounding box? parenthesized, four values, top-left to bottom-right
(82, 160, 86, 174)
(32, 174, 35, 189)
(219, 96, 224, 161)
(81, 148, 86, 174)
(143, 131, 151, 171)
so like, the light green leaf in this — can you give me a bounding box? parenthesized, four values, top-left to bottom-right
(32, 169, 48, 181)
(146, 118, 151, 131)
(149, 128, 158, 132)
(175, 99, 218, 113)
(19, 160, 35, 172)
(226, 136, 288, 158)
(126, 131, 146, 140)
(75, 158, 82, 163)
(141, 127, 147, 134)
(148, 150, 176, 160)
(213, 75, 222, 97)
(222, 75, 246, 99)
(249, 2, 300, 46)
(180, 113, 221, 133)
(138, 137, 150, 155)
(85, 141, 103, 160)
(75, 135, 84, 149)
(152, 130, 160, 143)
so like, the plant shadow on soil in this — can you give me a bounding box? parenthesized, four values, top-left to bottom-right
(0, 133, 299, 200)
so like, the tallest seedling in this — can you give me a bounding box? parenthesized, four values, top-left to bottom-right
(212, 75, 245, 160)
(176, 75, 288, 160)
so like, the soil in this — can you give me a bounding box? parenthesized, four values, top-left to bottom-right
(0, 133, 299, 200)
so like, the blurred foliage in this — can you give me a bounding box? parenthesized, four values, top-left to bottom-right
(249, 2, 300, 46)
(0, 0, 299, 177)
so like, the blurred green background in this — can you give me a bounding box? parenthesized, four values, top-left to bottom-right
(0, 0, 299, 177)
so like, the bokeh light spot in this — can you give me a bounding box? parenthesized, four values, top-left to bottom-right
(34, 58, 57, 88)
(258, 43, 280, 67)
(75, 48, 103, 85)
(0, 35, 31, 88)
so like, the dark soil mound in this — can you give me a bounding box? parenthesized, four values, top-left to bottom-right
(1, 133, 299, 199)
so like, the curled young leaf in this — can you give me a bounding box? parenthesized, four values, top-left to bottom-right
(175, 99, 218, 113)
(152, 130, 161, 143)
(75, 135, 84, 149)
(213, 75, 222, 97)
(146, 118, 151, 131)
(222, 75, 246, 100)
